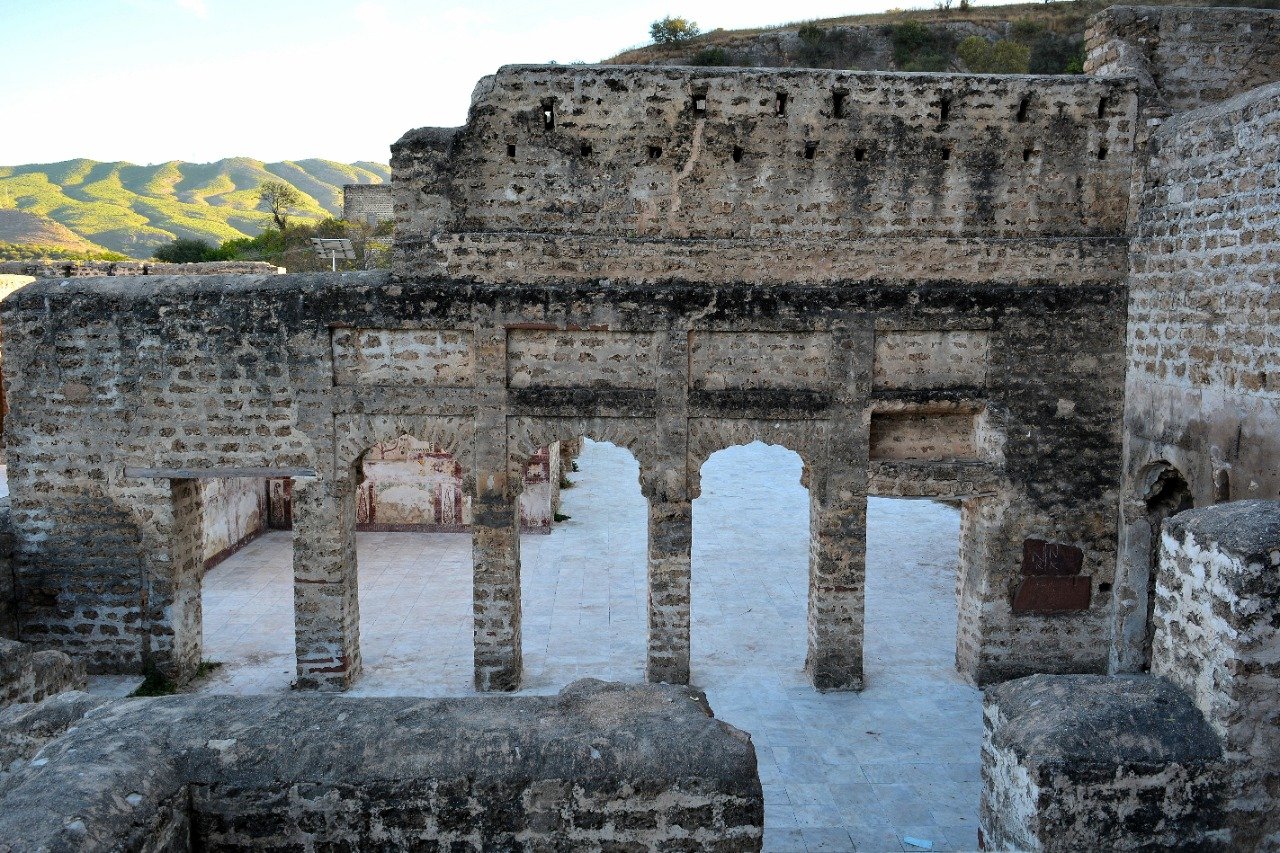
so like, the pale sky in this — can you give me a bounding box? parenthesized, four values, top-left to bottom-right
(0, 0, 1007, 166)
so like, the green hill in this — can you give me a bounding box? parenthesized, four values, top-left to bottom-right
(0, 158, 390, 259)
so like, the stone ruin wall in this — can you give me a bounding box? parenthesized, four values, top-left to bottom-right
(341, 182, 394, 225)
(1084, 5, 1280, 116)
(0, 259, 286, 278)
(0, 67, 1138, 693)
(1154, 503, 1280, 848)
(983, 501, 1280, 851)
(1112, 78, 1280, 673)
(0, 682, 764, 851)
(0, 268, 1127, 693)
(394, 66, 1136, 283)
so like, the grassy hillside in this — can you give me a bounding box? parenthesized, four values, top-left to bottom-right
(0, 158, 390, 258)
(0, 209, 115, 254)
(609, 0, 1280, 70)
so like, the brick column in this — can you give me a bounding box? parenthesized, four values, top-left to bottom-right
(472, 325, 521, 691)
(146, 477, 205, 684)
(292, 476, 361, 690)
(806, 324, 870, 691)
(806, 480, 867, 691)
(647, 497, 691, 684)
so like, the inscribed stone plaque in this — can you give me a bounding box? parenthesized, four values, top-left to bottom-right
(1021, 539, 1084, 576)
(1012, 576, 1092, 614)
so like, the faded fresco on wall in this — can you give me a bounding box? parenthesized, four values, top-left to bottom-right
(200, 478, 268, 570)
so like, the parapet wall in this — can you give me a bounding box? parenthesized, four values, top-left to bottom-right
(1085, 5, 1280, 115)
(0, 260, 285, 278)
(0, 681, 763, 851)
(393, 66, 1136, 281)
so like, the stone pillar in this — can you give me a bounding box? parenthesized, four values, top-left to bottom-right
(806, 481, 867, 691)
(1155, 500, 1280, 849)
(472, 482, 521, 691)
(1109, 494, 1154, 674)
(472, 326, 521, 691)
(647, 497, 691, 684)
(806, 324, 870, 692)
(145, 477, 204, 683)
(291, 476, 361, 690)
(647, 328, 691, 685)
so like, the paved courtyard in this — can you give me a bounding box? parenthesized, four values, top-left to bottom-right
(192, 439, 979, 852)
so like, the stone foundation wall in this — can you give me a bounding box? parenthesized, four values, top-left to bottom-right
(1112, 81, 1280, 673)
(1084, 6, 1280, 115)
(0, 681, 763, 852)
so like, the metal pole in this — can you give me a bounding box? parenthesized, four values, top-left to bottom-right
(331, 250, 337, 273)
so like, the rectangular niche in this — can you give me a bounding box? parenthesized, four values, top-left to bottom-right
(506, 329, 656, 389)
(690, 331, 831, 390)
(873, 329, 989, 390)
(869, 411, 979, 462)
(332, 328, 474, 387)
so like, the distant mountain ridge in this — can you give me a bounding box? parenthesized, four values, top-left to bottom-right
(0, 157, 390, 259)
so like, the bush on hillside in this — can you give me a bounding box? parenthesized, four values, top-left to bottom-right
(889, 21, 957, 71)
(796, 24, 872, 69)
(690, 47, 734, 66)
(958, 36, 1032, 73)
(651, 16, 700, 45)
(152, 238, 232, 263)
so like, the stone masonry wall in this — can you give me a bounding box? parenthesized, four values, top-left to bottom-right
(1155, 502, 1280, 850)
(1112, 81, 1280, 673)
(1, 269, 1125, 693)
(0, 500, 14, 639)
(2, 66, 1134, 692)
(0, 681, 763, 852)
(393, 66, 1136, 282)
(0, 260, 285, 277)
(1085, 6, 1280, 116)
(980, 674, 1227, 852)
(0, 637, 87, 708)
(342, 182, 394, 225)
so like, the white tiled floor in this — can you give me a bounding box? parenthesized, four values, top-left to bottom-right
(193, 440, 980, 852)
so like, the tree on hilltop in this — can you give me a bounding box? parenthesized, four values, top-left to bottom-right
(258, 180, 302, 232)
(651, 16, 700, 45)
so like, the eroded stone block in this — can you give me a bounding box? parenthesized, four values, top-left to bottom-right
(980, 674, 1227, 852)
